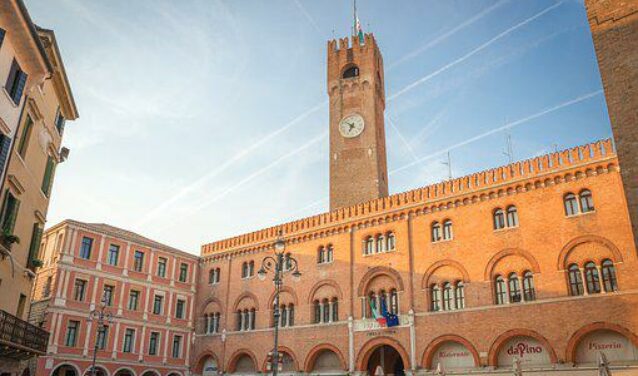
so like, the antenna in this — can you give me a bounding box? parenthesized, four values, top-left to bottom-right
(503, 130, 514, 164)
(441, 151, 453, 179)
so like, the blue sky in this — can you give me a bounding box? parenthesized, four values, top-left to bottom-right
(26, 0, 611, 253)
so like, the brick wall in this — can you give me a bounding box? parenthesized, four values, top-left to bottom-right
(585, 0, 638, 248)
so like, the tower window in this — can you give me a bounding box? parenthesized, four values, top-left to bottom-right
(342, 65, 359, 79)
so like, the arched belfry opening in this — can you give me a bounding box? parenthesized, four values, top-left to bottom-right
(342, 65, 359, 79)
(367, 345, 404, 376)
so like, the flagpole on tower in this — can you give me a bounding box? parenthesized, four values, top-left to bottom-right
(353, 0, 357, 36)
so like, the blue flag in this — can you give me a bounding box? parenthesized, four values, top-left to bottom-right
(381, 298, 399, 327)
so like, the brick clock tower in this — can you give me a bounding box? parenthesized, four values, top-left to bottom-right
(327, 33, 389, 210)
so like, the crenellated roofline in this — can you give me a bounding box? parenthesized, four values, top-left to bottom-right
(201, 138, 617, 261)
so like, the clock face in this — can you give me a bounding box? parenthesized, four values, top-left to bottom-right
(339, 114, 365, 138)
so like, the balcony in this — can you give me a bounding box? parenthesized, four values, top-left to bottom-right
(0, 309, 49, 360)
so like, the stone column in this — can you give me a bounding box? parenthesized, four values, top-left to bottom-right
(409, 309, 416, 371)
(361, 297, 366, 319)
(596, 265, 606, 293)
(580, 268, 589, 295)
(348, 316, 355, 373)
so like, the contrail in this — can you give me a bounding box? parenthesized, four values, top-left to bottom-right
(161, 131, 328, 228)
(292, 0, 322, 34)
(385, 114, 419, 162)
(389, 89, 603, 175)
(388, 0, 509, 70)
(289, 197, 328, 218)
(388, 1, 564, 101)
(135, 100, 327, 227)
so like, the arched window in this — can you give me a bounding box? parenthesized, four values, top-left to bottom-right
(241, 262, 248, 278)
(568, 264, 584, 296)
(209, 268, 220, 284)
(442, 220, 453, 240)
(389, 289, 398, 315)
(386, 232, 396, 250)
(326, 245, 334, 262)
(508, 273, 521, 303)
(331, 298, 339, 322)
(318, 246, 325, 264)
(442, 282, 453, 311)
(579, 189, 594, 212)
(495, 276, 507, 305)
(206, 313, 219, 334)
(322, 298, 330, 323)
(493, 209, 505, 230)
(289, 304, 295, 326)
(506, 206, 519, 227)
(368, 292, 376, 317)
(564, 193, 579, 216)
(283, 254, 293, 271)
(313, 300, 321, 323)
(365, 237, 374, 255)
(601, 259, 618, 292)
(585, 261, 601, 294)
(522, 271, 535, 301)
(236, 310, 243, 331)
(208, 312, 220, 333)
(431, 222, 442, 242)
(376, 234, 385, 253)
(248, 261, 255, 276)
(342, 65, 359, 79)
(455, 282, 465, 309)
(249, 308, 256, 330)
(378, 290, 387, 314)
(430, 285, 441, 312)
(280, 305, 287, 327)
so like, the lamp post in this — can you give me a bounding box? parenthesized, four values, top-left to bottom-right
(257, 233, 301, 376)
(88, 297, 113, 376)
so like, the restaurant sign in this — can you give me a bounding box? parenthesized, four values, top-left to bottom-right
(432, 341, 475, 369)
(497, 336, 550, 366)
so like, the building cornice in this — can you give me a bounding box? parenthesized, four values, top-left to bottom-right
(44, 221, 198, 260)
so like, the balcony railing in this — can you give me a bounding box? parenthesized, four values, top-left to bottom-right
(0, 309, 49, 359)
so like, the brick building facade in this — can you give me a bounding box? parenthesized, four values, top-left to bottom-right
(30, 221, 198, 376)
(191, 136, 637, 376)
(189, 33, 638, 376)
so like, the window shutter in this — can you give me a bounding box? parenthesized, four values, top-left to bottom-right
(5, 60, 17, 92)
(27, 223, 43, 267)
(12, 71, 28, 104)
(0, 135, 11, 177)
(7, 197, 20, 233)
(41, 156, 56, 196)
(17, 116, 33, 157)
(54, 109, 66, 136)
(0, 190, 9, 230)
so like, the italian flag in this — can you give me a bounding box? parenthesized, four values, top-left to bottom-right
(355, 17, 364, 44)
(369, 299, 386, 326)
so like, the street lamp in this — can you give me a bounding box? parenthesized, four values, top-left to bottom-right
(257, 232, 301, 376)
(87, 296, 113, 376)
